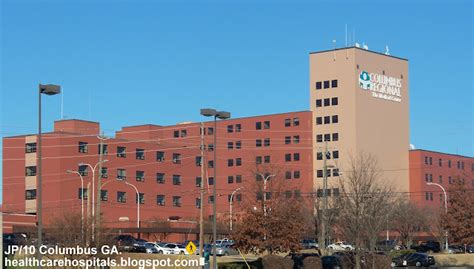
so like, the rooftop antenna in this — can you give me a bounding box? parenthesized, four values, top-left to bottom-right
(385, 45, 390, 55)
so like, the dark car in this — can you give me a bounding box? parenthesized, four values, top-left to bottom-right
(301, 238, 319, 249)
(322, 255, 343, 269)
(114, 235, 138, 251)
(411, 241, 441, 253)
(391, 252, 435, 267)
(377, 240, 397, 252)
(287, 252, 320, 269)
(467, 245, 474, 253)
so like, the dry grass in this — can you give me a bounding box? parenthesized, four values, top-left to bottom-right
(432, 253, 474, 266)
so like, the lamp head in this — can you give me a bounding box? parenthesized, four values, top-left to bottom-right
(200, 108, 217, 117)
(39, 84, 61, 95)
(216, 111, 231, 120)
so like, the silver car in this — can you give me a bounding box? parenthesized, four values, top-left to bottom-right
(214, 243, 239, 256)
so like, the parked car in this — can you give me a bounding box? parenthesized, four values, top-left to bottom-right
(216, 238, 234, 246)
(301, 238, 319, 249)
(391, 252, 435, 267)
(467, 245, 474, 254)
(411, 241, 441, 253)
(114, 235, 138, 252)
(447, 245, 464, 254)
(376, 240, 397, 252)
(322, 255, 343, 269)
(143, 242, 159, 254)
(328, 242, 354, 251)
(213, 243, 239, 256)
(161, 243, 188, 255)
(155, 242, 173, 254)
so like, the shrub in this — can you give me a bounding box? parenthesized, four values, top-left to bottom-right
(262, 255, 293, 269)
(303, 256, 322, 269)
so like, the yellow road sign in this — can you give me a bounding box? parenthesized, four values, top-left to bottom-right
(186, 241, 197, 255)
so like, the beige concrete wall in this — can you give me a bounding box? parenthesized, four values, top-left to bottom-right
(25, 200, 36, 214)
(309, 47, 409, 193)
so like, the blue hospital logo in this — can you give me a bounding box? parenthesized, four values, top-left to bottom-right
(359, 71, 371, 90)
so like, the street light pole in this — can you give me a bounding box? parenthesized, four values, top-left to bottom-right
(122, 180, 140, 239)
(79, 160, 108, 243)
(37, 84, 60, 266)
(200, 108, 231, 269)
(427, 182, 448, 251)
(229, 187, 243, 231)
(67, 170, 85, 242)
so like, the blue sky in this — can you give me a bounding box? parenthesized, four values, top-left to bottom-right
(1, 1, 473, 199)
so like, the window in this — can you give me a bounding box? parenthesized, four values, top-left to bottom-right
(293, 136, 300, 144)
(317, 189, 324, 197)
(208, 144, 214, 151)
(333, 151, 339, 159)
(228, 159, 234, 167)
(316, 117, 322, 125)
(172, 153, 181, 164)
(316, 135, 323, 143)
(324, 134, 331, 141)
(25, 189, 37, 200)
(25, 143, 37, 153)
(332, 133, 339, 141)
(157, 195, 165, 206)
(136, 171, 145, 182)
(439, 175, 443, 184)
(136, 148, 145, 160)
(448, 176, 452, 184)
(294, 171, 300, 179)
(78, 142, 88, 153)
(117, 192, 127, 203)
(196, 156, 202, 166)
(117, 169, 127, 180)
(331, 79, 338, 88)
(195, 177, 202, 187)
(236, 194, 242, 202)
(264, 138, 270, 147)
(173, 196, 182, 207)
(173, 130, 180, 138)
(430, 192, 433, 201)
(196, 198, 201, 209)
(285, 171, 292, 179)
(316, 99, 322, 107)
(333, 169, 340, 176)
(228, 176, 234, 184)
(331, 97, 338, 106)
(101, 190, 108, 201)
(317, 152, 323, 160)
(256, 156, 262, 164)
(100, 167, 108, 178)
(208, 177, 214, 185)
(323, 80, 330, 89)
(332, 115, 339, 123)
(429, 174, 433, 182)
(98, 144, 108, 155)
(324, 116, 330, 124)
(181, 130, 187, 137)
(424, 156, 429, 164)
(207, 127, 214, 135)
(256, 122, 262, 130)
(285, 136, 291, 144)
(227, 142, 234, 149)
(285, 191, 292, 198)
(227, 125, 234, 133)
(208, 196, 215, 204)
(316, 81, 322, 90)
(156, 151, 165, 162)
(235, 124, 241, 132)
(439, 159, 442, 167)
(293, 153, 300, 161)
(236, 175, 242, 183)
(285, 118, 291, 127)
(208, 160, 214, 168)
(136, 193, 145, 204)
(264, 121, 270, 129)
(78, 165, 88, 176)
(264, 155, 271, 163)
(236, 141, 242, 149)
(448, 160, 451, 168)
(285, 154, 291, 162)
(117, 146, 127, 158)
(236, 158, 242, 166)
(294, 190, 301, 198)
(317, 170, 323, 178)
(324, 98, 330, 106)
(333, 188, 340, 196)
(78, 188, 88, 200)
(173, 175, 181, 185)
(157, 173, 165, 184)
(256, 192, 263, 200)
(256, 139, 262, 147)
(293, 118, 299, 126)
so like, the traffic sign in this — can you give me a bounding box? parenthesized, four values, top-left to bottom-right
(186, 241, 197, 255)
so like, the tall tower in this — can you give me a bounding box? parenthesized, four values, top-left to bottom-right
(309, 47, 410, 193)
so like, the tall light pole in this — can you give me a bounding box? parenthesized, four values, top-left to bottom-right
(321, 141, 334, 251)
(66, 169, 85, 241)
(260, 174, 275, 217)
(79, 159, 108, 242)
(37, 84, 61, 266)
(229, 187, 243, 231)
(200, 108, 231, 269)
(427, 182, 448, 251)
(119, 179, 140, 239)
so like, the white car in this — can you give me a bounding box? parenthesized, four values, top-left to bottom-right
(161, 243, 188, 255)
(154, 242, 173, 254)
(327, 241, 354, 251)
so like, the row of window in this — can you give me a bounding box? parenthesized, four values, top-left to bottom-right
(284, 118, 300, 127)
(316, 133, 339, 143)
(316, 115, 339, 125)
(424, 173, 468, 185)
(256, 138, 271, 147)
(256, 190, 302, 200)
(227, 124, 242, 133)
(316, 188, 340, 197)
(315, 97, 338, 108)
(315, 79, 338, 90)
(424, 156, 471, 171)
(173, 129, 187, 138)
(316, 168, 340, 178)
(316, 151, 339, 160)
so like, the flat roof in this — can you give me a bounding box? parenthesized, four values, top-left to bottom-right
(309, 46, 408, 61)
(410, 149, 473, 159)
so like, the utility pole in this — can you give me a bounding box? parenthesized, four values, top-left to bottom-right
(96, 132, 107, 243)
(321, 141, 328, 250)
(199, 123, 205, 259)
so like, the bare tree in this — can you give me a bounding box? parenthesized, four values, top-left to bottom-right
(335, 152, 395, 269)
(391, 197, 428, 249)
